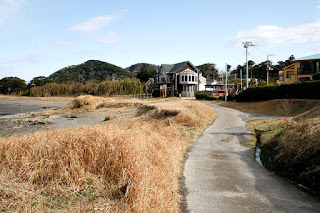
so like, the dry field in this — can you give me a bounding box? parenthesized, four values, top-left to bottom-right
(211, 99, 320, 116)
(0, 96, 215, 212)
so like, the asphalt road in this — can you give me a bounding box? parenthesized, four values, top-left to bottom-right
(183, 104, 320, 213)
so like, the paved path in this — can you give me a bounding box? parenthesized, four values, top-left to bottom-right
(183, 104, 320, 213)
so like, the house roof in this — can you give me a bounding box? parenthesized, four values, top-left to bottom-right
(161, 61, 196, 73)
(283, 63, 294, 70)
(294, 53, 320, 61)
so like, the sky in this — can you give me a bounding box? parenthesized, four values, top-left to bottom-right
(1, 0, 320, 82)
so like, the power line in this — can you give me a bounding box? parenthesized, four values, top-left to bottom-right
(254, 41, 320, 47)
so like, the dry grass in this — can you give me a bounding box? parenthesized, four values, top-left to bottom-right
(67, 95, 108, 111)
(293, 105, 320, 121)
(0, 96, 215, 212)
(274, 120, 320, 161)
(105, 115, 116, 121)
(261, 119, 320, 193)
(211, 99, 320, 116)
(247, 107, 320, 193)
(247, 118, 285, 144)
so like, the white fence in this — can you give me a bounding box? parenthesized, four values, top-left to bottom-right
(110, 93, 153, 99)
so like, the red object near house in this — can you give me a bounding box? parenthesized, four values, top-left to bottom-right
(211, 90, 226, 98)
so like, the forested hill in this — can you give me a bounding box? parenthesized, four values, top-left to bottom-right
(49, 60, 135, 83)
(125, 63, 159, 74)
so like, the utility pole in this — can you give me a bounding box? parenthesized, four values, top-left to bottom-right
(243, 41, 254, 89)
(267, 54, 273, 86)
(225, 64, 228, 104)
(240, 69, 243, 89)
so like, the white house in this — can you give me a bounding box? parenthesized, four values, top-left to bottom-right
(154, 61, 207, 97)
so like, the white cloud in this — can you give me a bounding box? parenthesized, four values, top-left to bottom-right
(99, 32, 119, 44)
(0, 0, 24, 23)
(68, 14, 121, 33)
(0, 53, 40, 79)
(318, 1, 320, 8)
(54, 40, 72, 46)
(4, 53, 40, 64)
(229, 21, 320, 47)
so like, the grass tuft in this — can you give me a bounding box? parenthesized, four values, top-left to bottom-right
(105, 115, 115, 121)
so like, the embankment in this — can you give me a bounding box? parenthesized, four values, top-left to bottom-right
(250, 106, 320, 195)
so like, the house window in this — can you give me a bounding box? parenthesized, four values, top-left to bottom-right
(287, 74, 291, 78)
(300, 61, 318, 74)
(189, 76, 191, 81)
(192, 76, 195, 82)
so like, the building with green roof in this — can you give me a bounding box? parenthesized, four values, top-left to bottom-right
(279, 53, 320, 84)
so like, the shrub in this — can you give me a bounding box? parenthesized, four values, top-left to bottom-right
(152, 89, 160, 97)
(165, 89, 179, 97)
(236, 81, 320, 102)
(313, 72, 320, 80)
(227, 90, 236, 101)
(195, 91, 215, 100)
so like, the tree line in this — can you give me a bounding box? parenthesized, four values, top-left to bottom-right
(230, 55, 295, 82)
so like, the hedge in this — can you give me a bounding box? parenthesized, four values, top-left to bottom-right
(195, 91, 216, 100)
(236, 80, 320, 102)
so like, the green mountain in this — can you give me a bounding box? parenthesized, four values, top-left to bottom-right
(49, 60, 135, 83)
(125, 63, 159, 74)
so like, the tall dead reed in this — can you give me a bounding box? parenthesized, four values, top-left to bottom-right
(29, 79, 144, 97)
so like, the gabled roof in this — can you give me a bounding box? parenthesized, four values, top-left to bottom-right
(294, 53, 320, 61)
(161, 61, 197, 73)
(283, 63, 294, 70)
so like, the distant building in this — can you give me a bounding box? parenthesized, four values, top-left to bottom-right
(279, 53, 320, 84)
(154, 61, 206, 97)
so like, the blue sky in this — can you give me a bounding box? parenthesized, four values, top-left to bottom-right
(1, 0, 320, 82)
